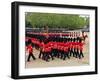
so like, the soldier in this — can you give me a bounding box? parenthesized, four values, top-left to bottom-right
(72, 38, 77, 57)
(69, 39, 73, 57)
(76, 43, 80, 58)
(63, 46, 70, 60)
(52, 42, 58, 57)
(60, 46, 64, 59)
(43, 46, 53, 62)
(57, 43, 61, 58)
(26, 42, 36, 62)
(46, 42, 54, 60)
(78, 41, 84, 59)
(38, 42, 45, 59)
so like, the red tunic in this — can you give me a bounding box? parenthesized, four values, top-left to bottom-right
(64, 47, 68, 52)
(71, 42, 75, 46)
(44, 47, 51, 53)
(27, 45, 33, 54)
(47, 42, 53, 47)
(40, 42, 45, 48)
(79, 42, 84, 51)
(47, 47, 51, 52)
(59, 46, 64, 51)
(53, 43, 58, 49)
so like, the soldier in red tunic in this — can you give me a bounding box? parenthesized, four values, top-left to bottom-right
(75, 43, 79, 59)
(38, 42, 45, 59)
(57, 43, 61, 58)
(60, 46, 64, 59)
(72, 38, 78, 58)
(26, 43, 36, 62)
(78, 42, 84, 59)
(68, 39, 73, 57)
(52, 42, 58, 57)
(63, 46, 70, 60)
(43, 46, 52, 62)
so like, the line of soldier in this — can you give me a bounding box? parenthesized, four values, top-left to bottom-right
(39, 37, 84, 62)
(26, 35, 85, 62)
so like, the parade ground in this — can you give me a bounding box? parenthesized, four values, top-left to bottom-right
(25, 33, 89, 68)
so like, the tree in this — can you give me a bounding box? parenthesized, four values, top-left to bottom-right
(25, 12, 88, 30)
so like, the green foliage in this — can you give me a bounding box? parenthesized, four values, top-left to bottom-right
(25, 12, 89, 30)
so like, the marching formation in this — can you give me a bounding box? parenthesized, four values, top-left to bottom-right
(26, 32, 87, 62)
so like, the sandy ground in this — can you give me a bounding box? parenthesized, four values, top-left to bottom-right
(25, 33, 89, 68)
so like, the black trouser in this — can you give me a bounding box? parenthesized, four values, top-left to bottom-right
(43, 52, 49, 62)
(76, 49, 80, 58)
(60, 50, 64, 59)
(79, 50, 84, 59)
(73, 48, 78, 58)
(55, 49, 59, 58)
(39, 50, 42, 58)
(73, 48, 76, 57)
(49, 51, 54, 60)
(41, 52, 45, 60)
(51, 49, 58, 58)
(70, 48, 73, 57)
(57, 50, 61, 58)
(27, 53, 36, 61)
(56, 50, 60, 58)
(63, 51, 70, 60)
(52, 49, 58, 57)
